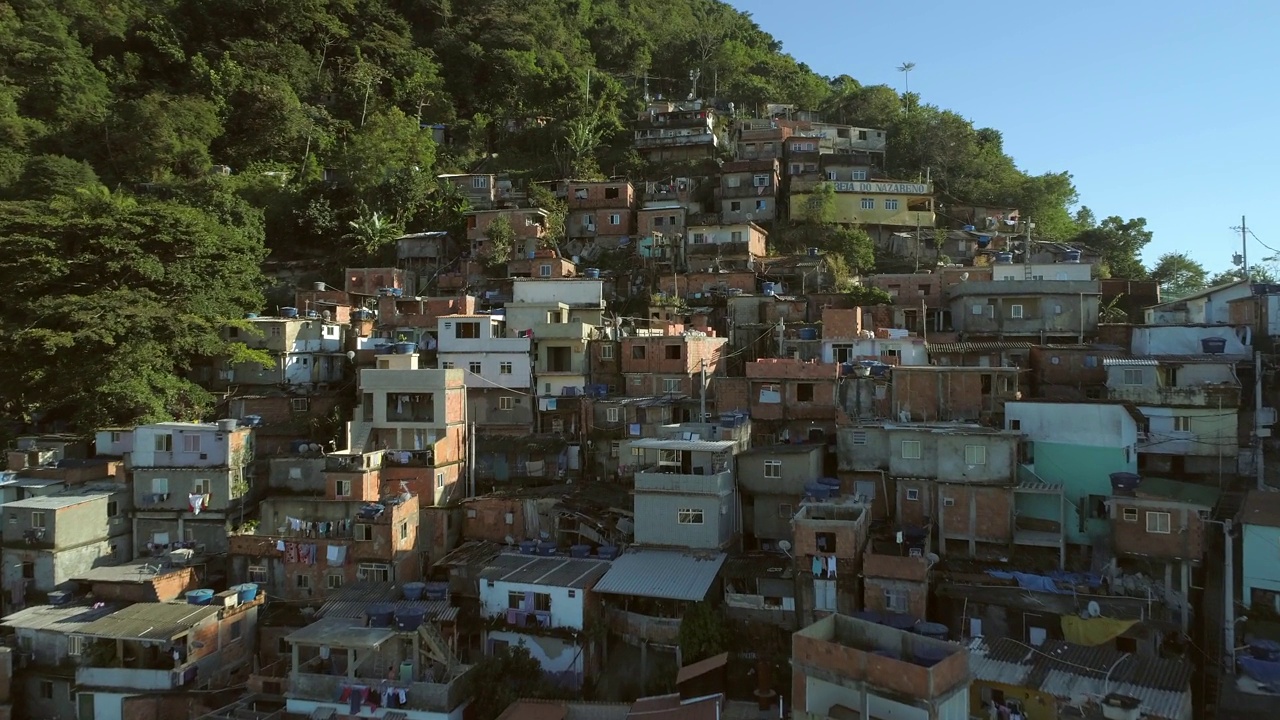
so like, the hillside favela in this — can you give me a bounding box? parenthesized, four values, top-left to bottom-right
(0, 1, 1275, 719)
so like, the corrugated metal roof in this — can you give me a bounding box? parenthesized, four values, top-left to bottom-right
(1104, 354, 1249, 367)
(316, 582, 459, 623)
(76, 602, 221, 640)
(1103, 357, 1157, 367)
(432, 540, 502, 569)
(593, 549, 726, 601)
(480, 553, 612, 589)
(286, 616, 396, 650)
(627, 438, 737, 453)
(0, 602, 121, 631)
(967, 638, 1033, 686)
(927, 342, 1034, 353)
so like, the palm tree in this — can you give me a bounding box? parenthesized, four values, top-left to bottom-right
(897, 62, 916, 94)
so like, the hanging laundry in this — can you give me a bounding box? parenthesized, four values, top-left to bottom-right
(811, 555, 822, 576)
(285, 542, 299, 564)
(188, 494, 204, 515)
(275, 540, 285, 552)
(827, 556, 837, 578)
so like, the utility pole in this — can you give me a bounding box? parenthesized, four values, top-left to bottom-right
(1242, 215, 1250, 280)
(1257, 349, 1266, 490)
(1224, 518, 1236, 673)
(468, 420, 476, 499)
(776, 319, 785, 358)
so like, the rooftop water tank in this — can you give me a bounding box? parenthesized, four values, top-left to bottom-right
(366, 603, 395, 628)
(537, 541, 557, 557)
(585, 268, 601, 278)
(995, 252, 1014, 265)
(597, 545, 619, 560)
(280, 307, 299, 318)
(401, 582, 426, 601)
(245, 312, 259, 319)
(393, 342, 417, 355)
(914, 622, 949, 641)
(395, 609, 427, 631)
(962, 225, 976, 232)
(1109, 472, 1142, 495)
(1062, 249, 1082, 263)
(217, 418, 238, 433)
(232, 583, 259, 603)
(313, 281, 327, 291)
(804, 483, 831, 501)
(423, 582, 449, 601)
(762, 282, 777, 296)
(976, 235, 992, 248)
(808, 247, 820, 257)
(187, 589, 215, 606)
(519, 540, 538, 556)
(570, 544, 592, 558)
(1202, 337, 1227, 354)
(798, 327, 818, 340)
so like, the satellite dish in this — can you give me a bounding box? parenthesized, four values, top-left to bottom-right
(925, 552, 940, 565)
(504, 535, 515, 546)
(539, 530, 550, 540)
(960, 272, 970, 281)
(778, 540, 792, 552)
(1086, 601, 1102, 618)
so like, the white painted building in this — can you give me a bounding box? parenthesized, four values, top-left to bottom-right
(821, 336, 928, 365)
(1130, 324, 1252, 356)
(992, 261, 1093, 282)
(227, 317, 346, 387)
(506, 279, 606, 332)
(436, 315, 532, 389)
(478, 553, 611, 687)
(1005, 402, 1139, 450)
(1145, 279, 1253, 325)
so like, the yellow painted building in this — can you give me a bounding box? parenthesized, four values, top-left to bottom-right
(790, 180, 934, 227)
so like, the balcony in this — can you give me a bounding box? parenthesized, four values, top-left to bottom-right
(1107, 383, 1241, 408)
(633, 467, 731, 495)
(504, 608, 553, 629)
(604, 607, 681, 645)
(77, 666, 178, 691)
(289, 670, 471, 714)
(634, 130, 717, 149)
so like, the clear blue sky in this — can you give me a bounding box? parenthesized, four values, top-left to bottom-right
(725, 0, 1280, 273)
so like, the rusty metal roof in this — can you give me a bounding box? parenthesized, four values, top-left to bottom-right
(926, 342, 1034, 353)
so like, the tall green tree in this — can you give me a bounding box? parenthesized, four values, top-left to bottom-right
(678, 601, 727, 665)
(0, 190, 267, 428)
(1070, 216, 1153, 280)
(1149, 252, 1208, 298)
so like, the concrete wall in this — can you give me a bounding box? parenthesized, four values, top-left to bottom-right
(837, 427, 1018, 484)
(1110, 498, 1207, 562)
(633, 473, 734, 550)
(133, 466, 242, 513)
(949, 281, 1101, 337)
(512, 279, 604, 307)
(131, 425, 250, 469)
(1244, 523, 1280, 608)
(481, 581, 586, 629)
(1006, 402, 1137, 449)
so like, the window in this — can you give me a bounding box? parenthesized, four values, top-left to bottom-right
(1174, 416, 1192, 432)
(442, 361, 454, 369)
(884, 199, 899, 210)
(972, 303, 984, 316)
(1147, 511, 1171, 534)
(884, 589, 909, 613)
(753, 174, 771, 187)
(154, 434, 173, 452)
(355, 523, 373, 541)
(942, 497, 955, 507)
(964, 445, 987, 465)
(68, 635, 85, 656)
(764, 460, 782, 478)
(632, 345, 647, 360)
(730, 230, 744, 243)
(606, 407, 621, 423)
(665, 344, 683, 360)
(815, 532, 837, 552)
(778, 503, 793, 518)
(729, 201, 741, 212)
(654, 216, 665, 227)
(31, 512, 45, 529)
(499, 396, 514, 411)
(400, 522, 410, 540)
(691, 232, 706, 244)
(1123, 508, 1138, 522)
(539, 264, 552, 278)
(1010, 419, 1022, 430)
(360, 563, 391, 583)
(39, 680, 53, 700)
(291, 398, 310, 412)
(183, 434, 202, 453)
(230, 619, 244, 641)
(727, 175, 742, 188)
(192, 478, 211, 496)
(469, 361, 482, 374)
(756, 199, 767, 210)
(827, 171, 838, 181)
(678, 508, 704, 525)
(901, 440, 922, 459)
(601, 344, 614, 360)
(663, 378, 681, 393)
(608, 214, 621, 225)
(1123, 368, 1144, 385)
(507, 591, 524, 609)
(107, 500, 118, 518)
(436, 473, 445, 489)
(860, 198, 875, 210)
(455, 322, 480, 339)
(796, 383, 815, 402)
(605, 186, 620, 199)
(296, 574, 311, 590)
(852, 170, 868, 180)
(335, 479, 351, 498)
(249, 565, 268, 583)
(906, 488, 920, 501)
(1010, 304, 1024, 319)
(610, 441, 621, 458)
(500, 361, 513, 374)
(472, 176, 489, 188)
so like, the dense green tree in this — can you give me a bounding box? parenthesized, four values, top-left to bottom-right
(678, 601, 727, 665)
(466, 644, 569, 720)
(478, 214, 515, 268)
(0, 191, 268, 428)
(1149, 252, 1209, 298)
(1069, 216, 1153, 280)
(5, 154, 98, 200)
(336, 107, 435, 203)
(109, 93, 222, 181)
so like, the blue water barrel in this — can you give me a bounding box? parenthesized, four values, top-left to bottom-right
(807, 247, 820, 257)
(423, 582, 449, 601)
(537, 541, 557, 556)
(597, 545, 619, 560)
(799, 327, 818, 340)
(394, 342, 417, 355)
(232, 583, 259, 603)
(804, 483, 831, 501)
(995, 252, 1013, 264)
(186, 589, 214, 605)
(818, 477, 841, 489)
(570, 544, 591, 558)
(914, 647, 951, 667)
(962, 225, 976, 232)
(354, 308, 374, 320)
(376, 345, 394, 355)
(976, 235, 991, 248)
(280, 307, 299, 318)
(366, 604, 395, 628)
(762, 282, 777, 296)
(585, 268, 601, 278)
(1062, 249, 1082, 263)
(305, 310, 320, 319)
(395, 609, 427, 631)
(401, 582, 426, 601)
(245, 312, 259, 319)
(519, 540, 538, 556)
(914, 622, 950, 641)
(1110, 472, 1142, 494)
(1202, 337, 1227, 354)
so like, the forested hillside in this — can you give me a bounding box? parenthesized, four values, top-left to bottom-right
(0, 0, 1154, 431)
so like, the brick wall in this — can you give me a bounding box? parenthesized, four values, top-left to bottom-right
(346, 267, 407, 296)
(657, 271, 756, 297)
(90, 567, 196, 603)
(821, 308, 865, 340)
(897, 480, 934, 526)
(121, 695, 212, 720)
(714, 377, 751, 414)
(863, 567, 928, 618)
(793, 518, 868, 566)
(463, 497, 527, 543)
(937, 485, 1012, 543)
(1111, 500, 1206, 561)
